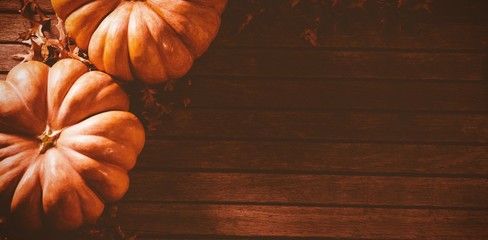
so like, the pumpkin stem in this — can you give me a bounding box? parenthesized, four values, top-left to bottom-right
(38, 125, 61, 154)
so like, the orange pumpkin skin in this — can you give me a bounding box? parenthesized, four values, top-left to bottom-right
(52, 0, 228, 84)
(0, 59, 145, 230)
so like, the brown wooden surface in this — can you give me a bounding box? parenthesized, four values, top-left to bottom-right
(138, 140, 488, 175)
(2, 0, 488, 239)
(126, 172, 488, 208)
(117, 203, 488, 239)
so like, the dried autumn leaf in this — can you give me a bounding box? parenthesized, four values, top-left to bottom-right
(397, 0, 408, 9)
(398, 0, 433, 11)
(349, 0, 367, 9)
(11, 49, 34, 63)
(332, 0, 340, 7)
(14, 0, 95, 68)
(182, 98, 192, 107)
(238, 12, 256, 33)
(302, 28, 319, 46)
(291, 0, 301, 7)
(414, 0, 433, 13)
(137, 85, 171, 133)
(141, 86, 159, 108)
(19, 0, 51, 28)
(55, 16, 67, 44)
(12, 33, 42, 62)
(164, 81, 175, 92)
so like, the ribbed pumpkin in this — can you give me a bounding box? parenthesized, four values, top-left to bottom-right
(0, 59, 145, 230)
(52, 0, 227, 84)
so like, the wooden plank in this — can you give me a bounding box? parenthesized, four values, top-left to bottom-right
(188, 48, 485, 80)
(218, 23, 488, 50)
(3, 57, 487, 114)
(0, 0, 53, 12)
(0, 13, 58, 43)
(117, 203, 488, 239)
(151, 110, 488, 144)
(3, 64, 488, 112)
(0, 44, 25, 72)
(429, 0, 488, 23)
(0, 14, 28, 42)
(188, 78, 488, 111)
(0, 45, 485, 80)
(2, 0, 488, 23)
(3, 12, 488, 50)
(137, 140, 488, 176)
(125, 172, 488, 208)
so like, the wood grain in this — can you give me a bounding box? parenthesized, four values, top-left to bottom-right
(1, 1, 488, 239)
(4, 63, 488, 112)
(2, 12, 488, 50)
(137, 140, 488, 176)
(188, 48, 487, 80)
(3, 62, 488, 112)
(0, 44, 26, 73)
(0, 0, 53, 13)
(3, 0, 487, 22)
(151, 110, 488, 144)
(125, 172, 488, 209)
(188, 78, 488, 111)
(117, 203, 488, 239)
(216, 23, 488, 50)
(1, 44, 486, 80)
(0, 14, 29, 42)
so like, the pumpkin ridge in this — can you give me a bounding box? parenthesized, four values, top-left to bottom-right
(94, 1, 133, 81)
(57, 134, 136, 170)
(1, 149, 39, 191)
(52, 0, 92, 20)
(125, 21, 139, 83)
(0, 147, 38, 213)
(0, 173, 22, 219)
(57, 145, 130, 202)
(51, 70, 130, 129)
(144, 1, 198, 57)
(132, 3, 170, 80)
(126, 1, 160, 82)
(5, 81, 46, 135)
(47, 59, 89, 126)
(55, 110, 144, 170)
(127, 1, 145, 81)
(58, 144, 129, 174)
(66, 0, 121, 50)
(56, 146, 108, 204)
(126, 2, 168, 82)
(135, 2, 195, 81)
(39, 150, 104, 229)
(88, 19, 108, 74)
(146, 0, 225, 57)
(11, 158, 43, 229)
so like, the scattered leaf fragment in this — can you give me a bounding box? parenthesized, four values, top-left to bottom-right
(291, 0, 301, 8)
(302, 28, 319, 46)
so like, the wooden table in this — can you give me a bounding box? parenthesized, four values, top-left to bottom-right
(1, 0, 488, 239)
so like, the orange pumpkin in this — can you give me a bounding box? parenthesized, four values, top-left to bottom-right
(0, 59, 145, 230)
(52, 0, 228, 84)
